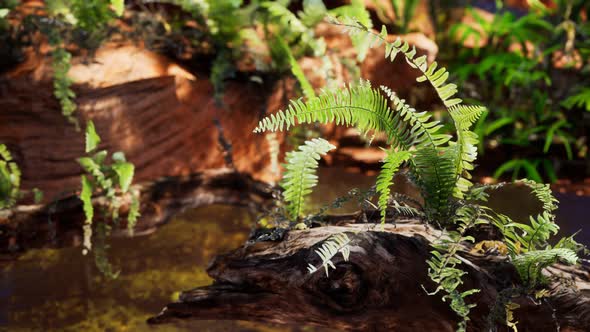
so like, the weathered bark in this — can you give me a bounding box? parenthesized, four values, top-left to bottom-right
(0, 168, 273, 255)
(149, 216, 590, 332)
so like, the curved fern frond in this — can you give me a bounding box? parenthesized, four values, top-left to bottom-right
(330, 17, 485, 199)
(332, 17, 461, 108)
(281, 138, 336, 220)
(307, 233, 351, 276)
(376, 150, 412, 224)
(504, 211, 559, 253)
(513, 248, 578, 286)
(517, 179, 558, 214)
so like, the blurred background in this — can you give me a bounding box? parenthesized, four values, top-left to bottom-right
(0, 0, 588, 331)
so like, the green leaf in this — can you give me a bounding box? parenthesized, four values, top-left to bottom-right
(85, 121, 101, 153)
(112, 151, 127, 163)
(112, 162, 134, 193)
(111, 0, 124, 16)
(281, 138, 336, 220)
(80, 175, 94, 223)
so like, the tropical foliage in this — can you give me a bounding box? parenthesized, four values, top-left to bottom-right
(443, 1, 590, 181)
(255, 16, 582, 331)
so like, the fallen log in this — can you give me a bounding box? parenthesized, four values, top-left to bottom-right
(148, 215, 590, 332)
(0, 168, 273, 255)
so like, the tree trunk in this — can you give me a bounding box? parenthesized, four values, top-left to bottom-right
(148, 214, 590, 332)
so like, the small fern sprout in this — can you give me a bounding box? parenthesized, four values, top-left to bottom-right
(307, 233, 352, 276)
(281, 138, 336, 220)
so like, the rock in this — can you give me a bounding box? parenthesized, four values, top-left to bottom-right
(0, 44, 286, 202)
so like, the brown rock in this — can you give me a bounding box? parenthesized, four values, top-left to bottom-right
(0, 44, 284, 202)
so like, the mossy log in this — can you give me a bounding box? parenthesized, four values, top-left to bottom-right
(0, 168, 273, 255)
(149, 215, 590, 332)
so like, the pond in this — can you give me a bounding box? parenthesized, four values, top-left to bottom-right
(0, 167, 587, 331)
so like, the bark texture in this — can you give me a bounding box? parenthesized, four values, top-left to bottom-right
(149, 215, 590, 332)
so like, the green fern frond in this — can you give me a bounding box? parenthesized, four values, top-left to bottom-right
(414, 146, 457, 220)
(562, 87, 590, 111)
(255, 82, 449, 155)
(517, 179, 558, 214)
(0, 144, 21, 209)
(276, 36, 316, 99)
(448, 105, 486, 198)
(376, 149, 411, 224)
(504, 211, 559, 253)
(281, 138, 336, 220)
(513, 248, 578, 286)
(425, 204, 485, 332)
(380, 86, 452, 148)
(331, 17, 462, 108)
(307, 233, 351, 276)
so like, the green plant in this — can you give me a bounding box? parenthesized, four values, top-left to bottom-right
(78, 121, 140, 277)
(443, 2, 589, 182)
(281, 138, 335, 221)
(253, 17, 581, 331)
(307, 233, 351, 276)
(0, 144, 21, 209)
(44, 0, 124, 127)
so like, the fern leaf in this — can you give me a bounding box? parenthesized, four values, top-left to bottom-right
(331, 18, 461, 108)
(513, 248, 578, 286)
(85, 121, 100, 153)
(307, 233, 351, 276)
(448, 105, 486, 198)
(0, 144, 21, 209)
(281, 138, 336, 220)
(517, 179, 558, 214)
(376, 149, 411, 224)
(414, 146, 457, 220)
(254, 82, 443, 153)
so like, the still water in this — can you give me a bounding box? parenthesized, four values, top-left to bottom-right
(0, 168, 587, 331)
(0, 168, 375, 331)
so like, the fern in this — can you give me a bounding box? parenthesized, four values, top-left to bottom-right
(376, 150, 411, 224)
(254, 81, 443, 153)
(0, 144, 21, 209)
(512, 248, 578, 287)
(562, 87, 590, 111)
(281, 138, 335, 220)
(425, 205, 486, 332)
(307, 233, 351, 276)
(78, 121, 140, 253)
(333, 18, 489, 199)
(449, 105, 486, 198)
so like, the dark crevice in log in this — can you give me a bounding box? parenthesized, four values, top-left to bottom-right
(149, 220, 590, 332)
(0, 168, 274, 257)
